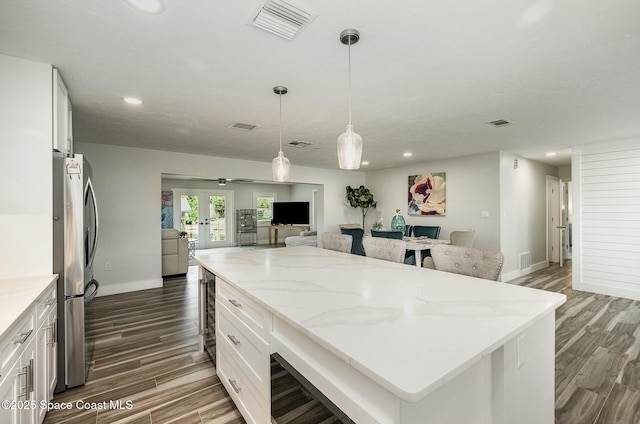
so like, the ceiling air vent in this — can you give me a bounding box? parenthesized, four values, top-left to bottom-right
(286, 140, 312, 148)
(229, 122, 258, 131)
(487, 119, 514, 127)
(247, 0, 318, 41)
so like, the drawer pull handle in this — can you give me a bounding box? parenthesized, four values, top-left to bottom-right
(227, 334, 240, 346)
(228, 299, 242, 308)
(45, 298, 56, 306)
(49, 319, 58, 346)
(229, 378, 241, 393)
(14, 329, 33, 345)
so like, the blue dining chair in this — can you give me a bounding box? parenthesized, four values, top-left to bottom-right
(411, 225, 441, 239)
(371, 229, 403, 240)
(340, 227, 365, 255)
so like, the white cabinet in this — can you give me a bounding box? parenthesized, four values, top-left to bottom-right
(0, 314, 36, 424)
(46, 308, 57, 401)
(52, 68, 72, 155)
(215, 277, 272, 424)
(34, 285, 56, 424)
(0, 280, 57, 424)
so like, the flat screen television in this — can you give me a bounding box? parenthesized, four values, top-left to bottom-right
(272, 202, 310, 225)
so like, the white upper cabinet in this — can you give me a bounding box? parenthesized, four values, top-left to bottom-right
(52, 68, 72, 155)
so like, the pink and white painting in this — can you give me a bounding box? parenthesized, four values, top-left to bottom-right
(408, 172, 446, 216)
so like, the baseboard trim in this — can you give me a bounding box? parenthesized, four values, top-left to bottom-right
(577, 282, 640, 301)
(501, 260, 549, 282)
(97, 278, 163, 296)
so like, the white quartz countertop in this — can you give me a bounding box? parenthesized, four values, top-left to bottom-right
(0, 274, 58, 339)
(196, 246, 566, 402)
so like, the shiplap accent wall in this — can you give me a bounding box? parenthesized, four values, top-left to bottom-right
(573, 140, 640, 300)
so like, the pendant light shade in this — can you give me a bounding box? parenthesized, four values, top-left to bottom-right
(272, 86, 290, 182)
(337, 28, 362, 170)
(337, 125, 362, 170)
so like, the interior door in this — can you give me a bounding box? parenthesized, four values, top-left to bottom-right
(547, 177, 560, 263)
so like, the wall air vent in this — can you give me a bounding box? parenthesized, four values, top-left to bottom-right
(286, 140, 313, 148)
(247, 0, 318, 41)
(229, 122, 258, 131)
(487, 119, 514, 127)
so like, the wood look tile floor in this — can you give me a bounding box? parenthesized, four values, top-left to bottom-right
(43, 260, 640, 424)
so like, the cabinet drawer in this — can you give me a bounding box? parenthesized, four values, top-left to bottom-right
(36, 285, 57, 326)
(0, 310, 35, 376)
(217, 343, 270, 424)
(216, 301, 270, 396)
(216, 278, 271, 339)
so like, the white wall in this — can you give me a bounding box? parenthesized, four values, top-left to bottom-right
(573, 138, 640, 300)
(75, 142, 365, 295)
(365, 152, 501, 250)
(0, 54, 53, 279)
(499, 153, 559, 280)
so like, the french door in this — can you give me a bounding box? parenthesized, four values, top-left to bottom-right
(173, 189, 234, 249)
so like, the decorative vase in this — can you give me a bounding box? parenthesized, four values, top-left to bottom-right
(390, 209, 406, 234)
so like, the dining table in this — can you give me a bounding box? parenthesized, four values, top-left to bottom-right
(402, 236, 450, 267)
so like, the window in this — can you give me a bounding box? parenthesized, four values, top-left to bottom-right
(254, 192, 277, 226)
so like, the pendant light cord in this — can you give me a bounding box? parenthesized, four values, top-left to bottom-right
(279, 92, 283, 153)
(348, 37, 352, 126)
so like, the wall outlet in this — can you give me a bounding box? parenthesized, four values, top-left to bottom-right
(104, 261, 112, 271)
(481, 211, 490, 218)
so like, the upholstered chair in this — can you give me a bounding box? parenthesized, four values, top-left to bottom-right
(370, 229, 415, 264)
(429, 244, 504, 281)
(423, 229, 476, 268)
(449, 230, 476, 247)
(321, 233, 352, 254)
(340, 227, 365, 255)
(363, 237, 407, 263)
(161, 229, 189, 276)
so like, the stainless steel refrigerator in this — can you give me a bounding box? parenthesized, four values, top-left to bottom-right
(52, 152, 100, 391)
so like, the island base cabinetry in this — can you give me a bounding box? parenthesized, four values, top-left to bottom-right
(215, 277, 271, 424)
(213, 276, 354, 424)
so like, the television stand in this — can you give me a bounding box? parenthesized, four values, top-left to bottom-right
(269, 224, 310, 245)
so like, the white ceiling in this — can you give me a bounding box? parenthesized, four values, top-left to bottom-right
(2, 0, 639, 171)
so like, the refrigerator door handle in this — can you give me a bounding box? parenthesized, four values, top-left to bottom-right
(85, 178, 99, 269)
(85, 279, 99, 304)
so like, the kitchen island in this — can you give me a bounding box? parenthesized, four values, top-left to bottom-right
(196, 246, 565, 424)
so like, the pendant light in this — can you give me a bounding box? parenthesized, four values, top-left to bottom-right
(337, 28, 362, 170)
(272, 86, 291, 182)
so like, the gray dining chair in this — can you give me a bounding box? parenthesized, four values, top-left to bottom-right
(423, 229, 476, 268)
(363, 237, 407, 263)
(321, 233, 352, 254)
(449, 229, 476, 247)
(429, 244, 504, 281)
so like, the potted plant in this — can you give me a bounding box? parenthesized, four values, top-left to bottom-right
(345, 185, 377, 231)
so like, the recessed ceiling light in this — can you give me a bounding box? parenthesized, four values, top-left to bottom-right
(125, 0, 165, 14)
(403, 152, 412, 157)
(123, 97, 143, 105)
(545, 152, 557, 157)
(361, 161, 369, 166)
